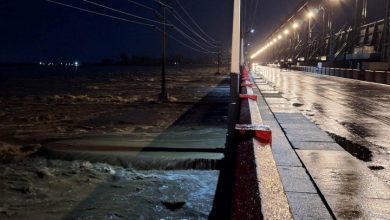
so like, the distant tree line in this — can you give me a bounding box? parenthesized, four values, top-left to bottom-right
(99, 52, 230, 66)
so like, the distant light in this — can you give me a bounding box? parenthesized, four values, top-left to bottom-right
(292, 22, 299, 29)
(39, 62, 42, 65)
(250, 29, 255, 33)
(284, 29, 290, 35)
(307, 11, 315, 18)
(247, 43, 251, 46)
(278, 35, 282, 39)
(273, 38, 277, 42)
(329, 0, 341, 5)
(74, 61, 79, 66)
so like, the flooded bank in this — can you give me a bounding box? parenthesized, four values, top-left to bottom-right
(0, 157, 218, 219)
(0, 66, 229, 218)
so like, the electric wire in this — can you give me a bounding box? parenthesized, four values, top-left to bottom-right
(125, 0, 155, 11)
(83, 0, 170, 26)
(154, 0, 219, 48)
(156, 0, 220, 49)
(171, 13, 219, 48)
(48, 0, 218, 54)
(47, 0, 155, 27)
(171, 25, 218, 53)
(175, 0, 218, 43)
(155, 27, 216, 53)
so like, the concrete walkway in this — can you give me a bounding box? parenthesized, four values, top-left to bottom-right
(42, 78, 230, 169)
(253, 69, 390, 219)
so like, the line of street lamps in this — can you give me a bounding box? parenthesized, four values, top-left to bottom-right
(250, 8, 318, 60)
(250, 0, 341, 59)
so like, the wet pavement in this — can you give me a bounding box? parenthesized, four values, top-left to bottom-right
(252, 68, 390, 219)
(42, 78, 229, 169)
(255, 66, 390, 185)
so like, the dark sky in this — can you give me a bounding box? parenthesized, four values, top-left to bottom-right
(0, 0, 385, 63)
(0, 0, 302, 63)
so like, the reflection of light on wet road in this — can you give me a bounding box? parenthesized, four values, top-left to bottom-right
(298, 150, 390, 219)
(255, 67, 390, 184)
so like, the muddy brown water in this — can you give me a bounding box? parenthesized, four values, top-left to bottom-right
(0, 65, 229, 219)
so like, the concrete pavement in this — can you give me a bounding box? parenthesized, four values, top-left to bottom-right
(253, 67, 390, 219)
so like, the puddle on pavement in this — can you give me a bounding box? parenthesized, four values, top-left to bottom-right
(327, 132, 373, 162)
(340, 121, 373, 139)
(367, 165, 385, 170)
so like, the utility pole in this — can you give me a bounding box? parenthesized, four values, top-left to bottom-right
(158, 0, 169, 101)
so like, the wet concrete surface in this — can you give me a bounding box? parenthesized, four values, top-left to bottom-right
(253, 71, 390, 219)
(255, 67, 390, 185)
(252, 87, 333, 219)
(298, 150, 390, 219)
(42, 79, 229, 169)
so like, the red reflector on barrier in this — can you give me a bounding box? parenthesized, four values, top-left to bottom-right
(241, 83, 253, 87)
(239, 94, 257, 101)
(242, 67, 248, 76)
(235, 124, 272, 144)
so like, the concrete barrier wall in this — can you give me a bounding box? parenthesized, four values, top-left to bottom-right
(230, 69, 293, 219)
(375, 71, 386, 84)
(294, 66, 390, 85)
(387, 72, 390, 84)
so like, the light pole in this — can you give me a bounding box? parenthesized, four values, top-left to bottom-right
(241, 28, 254, 66)
(292, 22, 299, 61)
(307, 11, 314, 40)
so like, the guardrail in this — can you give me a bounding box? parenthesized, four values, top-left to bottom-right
(291, 65, 390, 85)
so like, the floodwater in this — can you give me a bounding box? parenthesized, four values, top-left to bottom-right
(0, 65, 228, 219)
(255, 66, 390, 185)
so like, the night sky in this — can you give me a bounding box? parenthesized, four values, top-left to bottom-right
(0, 0, 385, 63)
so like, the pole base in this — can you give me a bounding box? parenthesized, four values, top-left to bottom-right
(158, 92, 169, 101)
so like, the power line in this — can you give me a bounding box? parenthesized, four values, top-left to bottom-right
(172, 24, 218, 53)
(171, 13, 219, 48)
(83, 0, 170, 26)
(47, 0, 155, 27)
(48, 0, 217, 54)
(125, 0, 155, 11)
(155, 0, 220, 49)
(174, 0, 218, 43)
(155, 27, 216, 53)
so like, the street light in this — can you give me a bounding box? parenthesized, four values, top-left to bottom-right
(307, 11, 315, 19)
(307, 10, 315, 39)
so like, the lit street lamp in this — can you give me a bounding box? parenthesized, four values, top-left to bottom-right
(307, 10, 315, 39)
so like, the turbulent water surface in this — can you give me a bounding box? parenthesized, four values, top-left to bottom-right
(0, 65, 228, 219)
